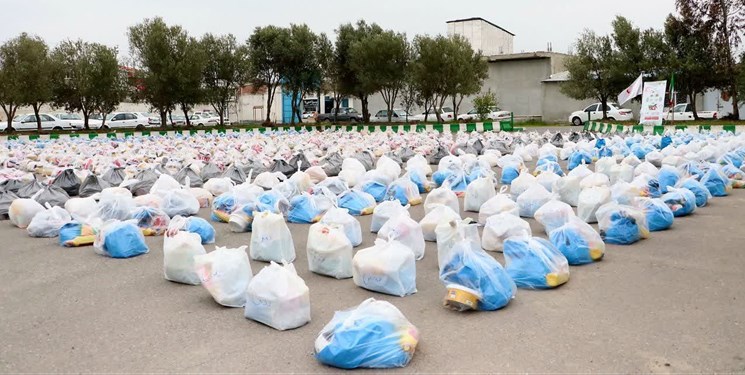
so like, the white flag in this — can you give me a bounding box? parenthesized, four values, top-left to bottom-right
(617, 74, 644, 106)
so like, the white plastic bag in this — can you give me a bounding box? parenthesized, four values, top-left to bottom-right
(133, 193, 163, 208)
(370, 200, 409, 233)
(464, 174, 496, 212)
(516, 184, 553, 218)
(250, 211, 295, 263)
(9, 198, 46, 229)
(552, 175, 582, 207)
(64, 197, 98, 220)
(611, 181, 641, 205)
(204, 177, 235, 196)
(321, 207, 362, 247)
(189, 187, 213, 208)
(307, 222, 354, 279)
(244, 262, 311, 331)
(378, 212, 426, 260)
(482, 212, 532, 252)
(477, 186, 519, 224)
(353, 238, 417, 297)
(419, 204, 461, 242)
(423, 184, 459, 215)
(435, 218, 478, 271)
(160, 188, 200, 217)
(534, 200, 575, 234)
(577, 186, 612, 223)
(509, 169, 536, 199)
(535, 171, 560, 192)
(27, 204, 72, 238)
(194, 246, 253, 307)
(580, 173, 611, 189)
(163, 231, 206, 285)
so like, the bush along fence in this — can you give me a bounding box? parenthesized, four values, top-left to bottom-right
(0, 119, 524, 142)
(583, 121, 742, 135)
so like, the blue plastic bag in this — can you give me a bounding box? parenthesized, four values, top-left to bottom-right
(597, 204, 648, 245)
(211, 193, 236, 222)
(362, 181, 388, 202)
(661, 188, 696, 217)
(288, 194, 324, 223)
(186, 217, 216, 244)
(568, 150, 593, 170)
(597, 147, 613, 158)
(660, 136, 672, 149)
(548, 218, 605, 265)
(500, 165, 520, 185)
(256, 191, 288, 214)
(658, 166, 680, 194)
(535, 160, 564, 176)
(439, 238, 516, 311)
(595, 138, 607, 149)
(339, 189, 376, 216)
(700, 167, 730, 197)
(408, 170, 430, 193)
(444, 172, 468, 195)
(432, 170, 453, 187)
(97, 221, 149, 258)
(503, 237, 570, 289)
(679, 178, 710, 207)
(636, 198, 674, 231)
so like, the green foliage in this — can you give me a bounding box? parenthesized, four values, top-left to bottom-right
(201, 34, 250, 125)
(446, 35, 488, 116)
(279, 24, 322, 124)
(335, 21, 384, 122)
(561, 31, 617, 119)
(473, 90, 498, 121)
(247, 25, 289, 123)
(51, 40, 126, 129)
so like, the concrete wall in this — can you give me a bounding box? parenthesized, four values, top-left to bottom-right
(541, 82, 593, 122)
(479, 58, 550, 118)
(448, 19, 513, 56)
(236, 90, 282, 123)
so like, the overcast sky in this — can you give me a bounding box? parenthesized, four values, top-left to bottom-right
(2, 0, 677, 57)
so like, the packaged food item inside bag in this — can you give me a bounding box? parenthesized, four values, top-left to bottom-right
(378, 213, 425, 260)
(370, 200, 409, 233)
(407, 169, 431, 194)
(315, 298, 419, 369)
(577, 185, 612, 223)
(353, 238, 417, 297)
(133, 193, 162, 208)
(419, 204, 460, 243)
(322, 207, 362, 247)
(477, 186, 518, 224)
(245, 262, 311, 330)
(580, 172, 611, 189)
(516, 184, 553, 218)
(163, 231, 207, 285)
(464, 174, 496, 212)
(503, 237, 570, 289)
(132, 206, 170, 235)
(256, 190, 290, 215)
(440, 236, 516, 311)
(338, 189, 376, 216)
(211, 191, 238, 222)
(482, 212, 532, 252)
(384, 177, 422, 206)
(59, 222, 96, 247)
(307, 223, 354, 279)
(251, 211, 295, 263)
(94, 220, 149, 258)
(435, 218, 478, 271)
(534, 199, 575, 234)
(228, 204, 256, 233)
(9, 198, 45, 228)
(167, 215, 216, 244)
(633, 197, 674, 231)
(423, 183, 459, 215)
(194, 246, 253, 307)
(27, 204, 72, 238)
(288, 190, 335, 224)
(661, 187, 697, 217)
(64, 197, 98, 220)
(548, 217, 605, 265)
(611, 181, 642, 205)
(596, 203, 649, 245)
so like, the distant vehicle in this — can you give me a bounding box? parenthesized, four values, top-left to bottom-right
(189, 114, 219, 126)
(411, 107, 455, 122)
(569, 102, 633, 126)
(3, 113, 74, 131)
(302, 111, 315, 120)
(457, 107, 511, 122)
(317, 107, 363, 123)
(169, 114, 187, 126)
(370, 109, 414, 122)
(102, 112, 158, 130)
(52, 113, 86, 130)
(663, 103, 719, 121)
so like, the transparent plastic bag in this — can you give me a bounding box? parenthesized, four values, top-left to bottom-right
(679, 177, 711, 207)
(464, 174, 496, 212)
(370, 200, 409, 233)
(204, 177, 235, 196)
(477, 186, 518, 224)
(440, 236, 516, 311)
(580, 172, 610, 189)
(435, 218, 478, 271)
(160, 188, 200, 218)
(194, 246, 253, 307)
(314, 298, 419, 369)
(93, 220, 149, 258)
(378, 213, 425, 260)
(163, 231, 206, 285)
(64, 197, 98, 220)
(548, 216, 605, 265)
(577, 186, 612, 223)
(338, 189, 376, 216)
(658, 165, 681, 194)
(307, 223, 353, 279)
(552, 176, 582, 207)
(503, 236, 570, 289)
(534, 199, 575, 234)
(27, 204, 72, 238)
(596, 203, 650, 245)
(288, 193, 327, 224)
(509, 169, 536, 199)
(167, 215, 215, 244)
(661, 187, 696, 217)
(516, 184, 553, 218)
(353, 238, 417, 297)
(228, 204, 256, 233)
(250, 211, 295, 263)
(420, 204, 461, 243)
(633, 197, 674, 231)
(482, 212, 532, 252)
(189, 187, 213, 208)
(322, 207, 362, 247)
(385, 177, 422, 206)
(700, 166, 731, 197)
(94, 192, 135, 221)
(423, 183, 459, 215)
(244, 262, 311, 331)
(132, 206, 170, 236)
(59, 221, 96, 247)
(610, 181, 642, 205)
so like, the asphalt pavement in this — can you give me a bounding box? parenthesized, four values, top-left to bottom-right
(1, 174, 744, 372)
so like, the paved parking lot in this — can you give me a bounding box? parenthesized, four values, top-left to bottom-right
(1, 175, 744, 373)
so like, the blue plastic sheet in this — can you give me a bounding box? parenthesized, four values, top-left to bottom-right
(503, 237, 570, 289)
(211, 193, 236, 222)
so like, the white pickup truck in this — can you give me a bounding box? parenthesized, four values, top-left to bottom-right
(663, 103, 719, 121)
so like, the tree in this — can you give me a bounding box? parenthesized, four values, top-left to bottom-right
(247, 26, 289, 124)
(561, 30, 618, 119)
(278, 24, 321, 125)
(0, 34, 54, 131)
(128, 18, 188, 127)
(737, 53, 745, 110)
(410, 35, 448, 122)
(336, 21, 384, 123)
(473, 89, 498, 121)
(51, 40, 126, 129)
(349, 30, 409, 122)
(201, 34, 249, 126)
(446, 35, 488, 118)
(174, 36, 207, 126)
(315, 33, 337, 116)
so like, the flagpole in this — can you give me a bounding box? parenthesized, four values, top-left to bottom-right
(670, 72, 676, 127)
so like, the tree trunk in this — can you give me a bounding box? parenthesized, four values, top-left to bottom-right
(32, 103, 42, 132)
(690, 92, 699, 120)
(160, 109, 168, 129)
(182, 105, 191, 127)
(360, 94, 369, 123)
(732, 84, 740, 119)
(265, 82, 278, 124)
(82, 108, 90, 130)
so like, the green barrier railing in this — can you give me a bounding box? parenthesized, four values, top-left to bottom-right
(724, 125, 736, 133)
(483, 122, 494, 131)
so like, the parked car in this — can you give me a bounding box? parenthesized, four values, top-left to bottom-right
(52, 113, 86, 130)
(370, 109, 414, 122)
(102, 112, 158, 130)
(663, 103, 719, 121)
(317, 107, 363, 122)
(189, 114, 219, 126)
(568, 102, 633, 126)
(3, 113, 74, 131)
(169, 114, 187, 126)
(457, 107, 511, 122)
(302, 111, 315, 120)
(411, 107, 455, 122)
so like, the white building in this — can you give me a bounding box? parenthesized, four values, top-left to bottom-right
(447, 17, 514, 56)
